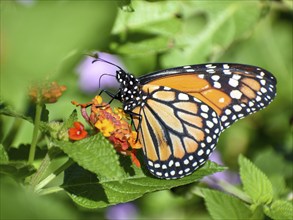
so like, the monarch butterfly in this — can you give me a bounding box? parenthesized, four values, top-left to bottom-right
(94, 58, 277, 179)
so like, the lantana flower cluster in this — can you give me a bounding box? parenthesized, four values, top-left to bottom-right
(29, 81, 67, 104)
(69, 96, 142, 167)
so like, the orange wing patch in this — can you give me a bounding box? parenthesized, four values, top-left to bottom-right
(150, 75, 210, 92)
(173, 102, 198, 113)
(137, 108, 159, 161)
(241, 78, 261, 91)
(240, 84, 256, 100)
(169, 133, 185, 159)
(183, 137, 198, 154)
(147, 74, 232, 115)
(147, 99, 184, 133)
(177, 111, 203, 128)
(152, 90, 176, 101)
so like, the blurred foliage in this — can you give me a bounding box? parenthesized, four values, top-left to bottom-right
(0, 0, 292, 219)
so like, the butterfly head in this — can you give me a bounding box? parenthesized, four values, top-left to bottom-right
(116, 70, 144, 112)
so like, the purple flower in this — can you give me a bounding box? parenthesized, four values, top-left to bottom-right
(106, 202, 138, 220)
(16, 0, 35, 6)
(76, 52, 125, 93)
(202, 150, 240, 189)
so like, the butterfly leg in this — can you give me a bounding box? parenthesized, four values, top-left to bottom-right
(98, 89, 120, 104)
(127, 110, 142, 143)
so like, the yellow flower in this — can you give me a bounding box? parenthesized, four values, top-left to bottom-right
(114, 107, 129, 120)
(94, 95, 103, 105)
(95, 119, 115, 137)
(128, 131, 142, 149)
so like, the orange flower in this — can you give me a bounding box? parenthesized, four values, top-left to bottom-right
(29, 81, 66, 104)
(128, 131, 142, 149)
(68, 121, 88, 141)
(72, 95, 142, 167)
(128, 150, 141, 168)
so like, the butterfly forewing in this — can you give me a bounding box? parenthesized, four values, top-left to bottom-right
(139, 63, 277, 129)
(132, 85, 221, 179)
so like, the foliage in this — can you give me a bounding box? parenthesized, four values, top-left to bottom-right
(1, 0, 292, 219)
(202, 155, 293, 219)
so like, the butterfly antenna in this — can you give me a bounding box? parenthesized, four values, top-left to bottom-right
(98, 73, 116, 89)
(92, 57, 124, 71)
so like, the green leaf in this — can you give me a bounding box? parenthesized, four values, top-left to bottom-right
(152, 1, 263, 66)
(62, 110, 78, 130)
(58, 109, 78, 139)
(7, 144, 47, 161)
(254, 148, 292, 179)
(0, 161, 36, 181)
(264, 200, 293, 220)
(54, 133, 125, 182)
(239, 155, 274, 206)
(0, 144, 9, 163)
(113, 35, 172, 56)
(63, 161, 224, 208)
(203, 189, 252, 220)
(113, 1, 181, 36)
(0, 102, 32, 123)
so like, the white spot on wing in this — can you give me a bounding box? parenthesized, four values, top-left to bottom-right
(213, 82, 221, 88)
(197, 149, 204, 156)
(229, 78, 239, 87)
(232, 74, 241, 80)
(201, 105, 209, 112)
(230, 90, 242, 99)
(219, 97, 225, 103)
(223, 64, 230, 69)
(211, 75, 220, 81)
(233, 105, 242, 112)
(178, 93, 189, 100)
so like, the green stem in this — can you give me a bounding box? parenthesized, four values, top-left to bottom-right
(35, 158, 74, 193)
(193, 180, 252, 204)
(30, 153, 51, 188)
(28, 103, 43, 164)
(37, 186, 64, 196)
(217, 180, 252, 203)
(192, 186, 205, 198)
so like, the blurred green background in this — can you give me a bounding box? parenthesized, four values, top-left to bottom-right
(1, 0, 292, 219)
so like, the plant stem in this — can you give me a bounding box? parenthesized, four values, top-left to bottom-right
(192, 186, 205, 198)
(35, 158, 74, 193)
(30, 153, 51, 188)
(37, 186, 64, 196)
(193, 180, 252, 204)
(217, 180, 252, 203)
(28, 103, 43, 164)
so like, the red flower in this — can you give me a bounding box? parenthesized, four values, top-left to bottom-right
(68, 121, 88, 141)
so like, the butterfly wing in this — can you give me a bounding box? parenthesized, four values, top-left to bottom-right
(139, 63, 277, 129)
(132, 85, 221, 179)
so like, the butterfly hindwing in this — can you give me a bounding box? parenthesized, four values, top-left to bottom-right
(132, 85, 222, 179)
